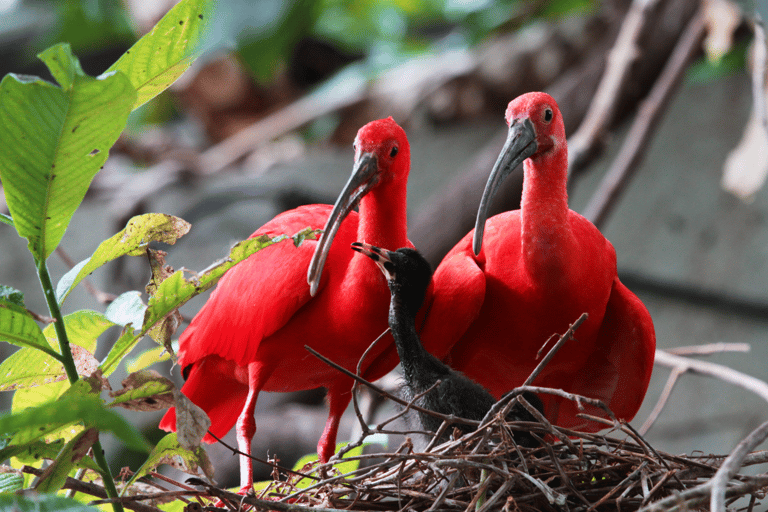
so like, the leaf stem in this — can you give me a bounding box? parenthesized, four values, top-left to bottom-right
(92, 440, 125, 512)
(37, 259, 124, 512)
(37, 260, 79, 384)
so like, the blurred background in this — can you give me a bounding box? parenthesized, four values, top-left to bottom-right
(1, 0, 767, 489)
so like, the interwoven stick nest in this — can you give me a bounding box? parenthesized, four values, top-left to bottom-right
(180, 314, 768, 512)
(191, 394, 767, 512)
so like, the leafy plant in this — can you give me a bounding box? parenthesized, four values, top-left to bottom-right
(0, 0, 283, 509)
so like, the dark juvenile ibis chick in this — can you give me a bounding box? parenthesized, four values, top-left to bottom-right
(419, 92, 656, 431)
(352, 242, 540, 447)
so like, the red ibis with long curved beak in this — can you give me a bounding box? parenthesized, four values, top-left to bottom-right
(419, 92, 655, 431)
(160, 117, 414, 492)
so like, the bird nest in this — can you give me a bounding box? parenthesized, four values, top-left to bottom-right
(173, 319, 768, 512)
(186, 402, 768, 512)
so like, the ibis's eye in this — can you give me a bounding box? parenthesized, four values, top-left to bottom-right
(352, 143, 357, 152)
(390, 146, 399, 158)
(543, 108, 554, 123)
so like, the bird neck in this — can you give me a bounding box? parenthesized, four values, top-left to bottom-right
(388, 290, 433, 385)
(356, 178, 409, 249)
(520, 148, 571, 273)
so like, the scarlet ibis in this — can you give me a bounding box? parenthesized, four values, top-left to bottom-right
(419, 92, 655, 431)
(351, 242, 540, 447)
(160, 117, 414, 492)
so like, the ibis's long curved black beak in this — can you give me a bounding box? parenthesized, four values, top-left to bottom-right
(307, 153, 379, 296)
(472, 118, 537, 255)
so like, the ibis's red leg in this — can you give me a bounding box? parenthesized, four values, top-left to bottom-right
(236, 361, 274, 493)
(317, 378, 353, 462)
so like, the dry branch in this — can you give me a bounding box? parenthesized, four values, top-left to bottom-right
(582, 9, 707, 228)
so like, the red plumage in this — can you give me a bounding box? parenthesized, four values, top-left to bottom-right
(420, 92, 655, 431)
(160, 117, 415, 491)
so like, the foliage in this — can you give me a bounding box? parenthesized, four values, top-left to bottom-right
(0, 0, 282, 509)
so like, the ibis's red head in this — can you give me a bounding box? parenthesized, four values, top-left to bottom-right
(473, 92, 566, 255)
(307, 117, 410, 296)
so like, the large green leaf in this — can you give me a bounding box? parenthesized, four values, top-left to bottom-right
(106, 0, 214, 109)
(56, 213, 190, 304)
(0, 300, 58, 358)
(1, 395, 148, 452)
(0, 43, 136, 263)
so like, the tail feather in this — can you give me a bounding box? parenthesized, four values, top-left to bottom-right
(159, 356, 249, 443)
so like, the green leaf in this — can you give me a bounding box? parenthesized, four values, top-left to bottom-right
(99, 328, 141, 377)
(43, 309, 113, 354)
(104, 291, 147, 329)
(38, 43, 85, 91)
(106, 0, 214, 109)
(0, 45, 136, 262)
(100, 233, 289, 375)
(0, 471, 24, 493)
(0, 311, 112, 392)
(0, 285, 25, 307)
(0, 347, 65, 391)
(0, 300, 58, 358)
(0, 494, 101, 512)
(56, 213, 191, 304)
(1, 396, 148, 452)
(0, 439, 100, 472)
(126, 344, 171, 373)
(12, 379, 70, 414)
(34, 428, 99, 493)
(127, 432, 213, 489)
(0, 212, 13, 226)
(107, 370, 174, 410)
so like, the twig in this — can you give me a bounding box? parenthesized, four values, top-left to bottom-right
(20, 466, 160, 512)
(204, 431, 318, 483)
(654, 349, 768, 404)
(347, 327, 391, 448)
(710, 420, 768, 512)
(582, 8, 707, 228)
(567, 0, 664, 176)
(665, 342, 750, 356)
(304, 345, 479, 427)
(479, 313, 588, 426)
(639, 366, 683, 435)
(526, 312, 588, 387)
